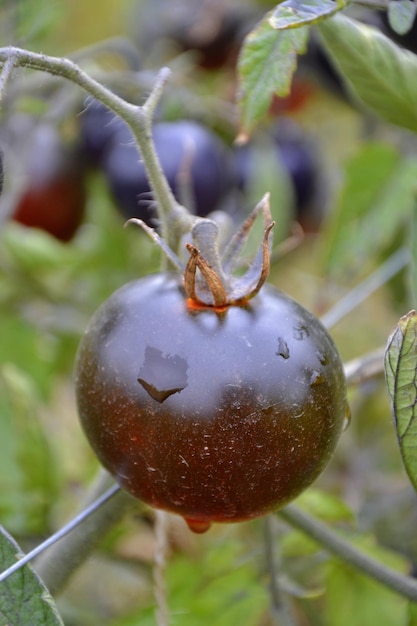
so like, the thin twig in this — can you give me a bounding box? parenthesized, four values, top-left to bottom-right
(321, 247, 410, 330)
(344, 347, 385, 386)
(264, 515, 296, 626)
(154, 510, 170, 626)
(279, 505, 417, 603)
(0, 482, 121, 585)
(142, 67, 171, 118)
(0, 52, 16, 101)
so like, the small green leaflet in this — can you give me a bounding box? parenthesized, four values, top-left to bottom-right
(237, 14, 308, 137)
(387, 0, 417, 35)
(269, 0, 347, 30)
(385, 310, 417, 493)
(318, 14, 417, 134)
(0, 526, 64, 626)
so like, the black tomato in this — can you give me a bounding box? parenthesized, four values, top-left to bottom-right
(79, 97, 128, 167)
(101, 120, 235, 225)
(75, 273, 348, 533)
(234, 119, 323, 233)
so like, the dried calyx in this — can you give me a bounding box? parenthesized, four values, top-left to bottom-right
(126, 193, 274, 308)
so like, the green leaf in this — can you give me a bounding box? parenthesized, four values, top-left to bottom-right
(385, 310, 417, 492)
(13, 0, 64, 46)
(322, 143, 417, 276)
(411, 192, 417, 304)
(408, 601, 417, 626)
(237, 14, 308, 136)
(0, 526, 64, 625)
(325, 535, 408, 626)
(387, 0, 417, 35)
(296, 489, 354, 524)
(0, 365, 59, 535)
(164, 537, 267, 626)
(269, 0, 346, 30)
(318, 13, 417, 133)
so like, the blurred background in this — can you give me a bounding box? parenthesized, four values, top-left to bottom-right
(0, 1, 416, 624)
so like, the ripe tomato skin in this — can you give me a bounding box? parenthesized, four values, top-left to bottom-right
(13, 171, 86, 242)
(75, 273, 347, 525)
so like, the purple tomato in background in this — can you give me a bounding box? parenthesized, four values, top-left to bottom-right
(101, 120, 236, 225)
(234, 119, 324, 233)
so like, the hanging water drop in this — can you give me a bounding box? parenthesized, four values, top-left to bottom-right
(184, 518, 212, 534)
(343, 404, 351, 431)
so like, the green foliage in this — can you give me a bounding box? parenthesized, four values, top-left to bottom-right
(325, 536, 409, 626)
(318, 14, 417, 133)
(237, 15, 308, 136)
(408, 601, 417, 625)
(0, 526, 64, 625)
(113, 534, 268, 626)
(0, 0, 64, 47)
(269, 0, 347, 30)
(322, 142, 417, 277)
(166, 539, 268, 626)
(1, 1, 417, 623)
(296, 489, 354, 524)
(385, 310, 417, 493)
(0, 365, 58, 536)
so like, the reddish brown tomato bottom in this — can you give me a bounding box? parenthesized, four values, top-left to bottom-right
(75, 273, 348, 531)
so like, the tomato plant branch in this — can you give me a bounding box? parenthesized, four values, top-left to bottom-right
(0, 478, 126, 588)
(0, 52, 16, 100)
(321, 247, 410, 330)
(154, 510, 170, 626)
(278, 504, 417, 603)
(344, 347, 385, 386)
(264, 516, 297, 626)
(0, 46, 193, 251)
(33, 477, 138, 596)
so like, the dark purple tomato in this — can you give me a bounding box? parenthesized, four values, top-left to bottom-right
(75, 273, 348, 532)
(101, 120, 235, 225)
(79, 97, 128, 167)
(234, 119, 323, 232)
(13, 124, 86, 242)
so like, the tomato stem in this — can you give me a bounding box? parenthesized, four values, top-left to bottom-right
(279, 504, 417, 603)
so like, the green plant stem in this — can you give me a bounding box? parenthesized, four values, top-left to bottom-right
(278, 504, 417, 603)
(154, 510, 170, 626)
(0, 46, 193, 251)
(264, 515, 296, 626)
(344, 347, 385, 386)
(320, 247, 410, 330)
(0, 52, 16, 99)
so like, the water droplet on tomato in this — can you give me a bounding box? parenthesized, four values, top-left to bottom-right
(343, 404, 351, 431)
(310, 370, 325, 386)
(184, 518, 212, 534)
(137, 346, 188, 403)
(316, 349, 328, 366)
(293, 322, 309, 340)
(276, 337, 290, 359)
